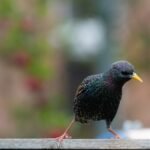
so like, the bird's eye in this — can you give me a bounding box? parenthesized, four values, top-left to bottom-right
(121, 71, 129, 75)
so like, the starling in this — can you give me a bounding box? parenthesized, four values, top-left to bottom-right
(56, 60, 143, 141)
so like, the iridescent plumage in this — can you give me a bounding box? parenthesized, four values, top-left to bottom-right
(56, 60, 143, 142)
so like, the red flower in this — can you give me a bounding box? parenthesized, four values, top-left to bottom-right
(20, 17, 34, 32)
(44, 129, 64, 138)
(25, 76, 42, 92)
(12, 51, 30, 68)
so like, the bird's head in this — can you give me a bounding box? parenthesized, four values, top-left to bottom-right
(108, 60, 143, 85)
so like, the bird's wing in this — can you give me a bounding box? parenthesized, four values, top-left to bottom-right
(75, 82, 86, 98)
(75, 74, 102, 99)
(73, 74, 103, 122)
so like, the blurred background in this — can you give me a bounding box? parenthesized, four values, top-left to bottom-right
(0, 0, 150, 139)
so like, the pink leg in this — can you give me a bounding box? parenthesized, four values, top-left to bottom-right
(55, 118, 75, 142)
(108, 127, 121, 139)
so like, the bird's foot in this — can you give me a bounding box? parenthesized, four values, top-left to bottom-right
(110, 134, 121, 139)
(114, 134, 121, 139)
(107, 127, 121, 139)
(55, 133, 72, 148)
(55, 133, 72, 142)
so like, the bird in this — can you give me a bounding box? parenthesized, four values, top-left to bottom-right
(56, 60, 143, 142)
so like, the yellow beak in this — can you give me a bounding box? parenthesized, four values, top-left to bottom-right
(132, 72, 143, 83)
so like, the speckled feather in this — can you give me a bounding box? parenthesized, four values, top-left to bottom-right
(73, 61, 135, 128)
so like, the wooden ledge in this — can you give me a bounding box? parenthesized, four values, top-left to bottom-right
(0, 139, 149, 149)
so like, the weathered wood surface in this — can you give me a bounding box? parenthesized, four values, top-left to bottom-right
(0, 139, 149, 149)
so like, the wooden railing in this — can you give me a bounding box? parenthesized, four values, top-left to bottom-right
(0, 139, 149, 149)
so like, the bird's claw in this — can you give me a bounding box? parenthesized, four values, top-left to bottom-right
(64, 134, 72, 139)
(55, 133, 72, 148)
(115, 134, 121, 139)
(55, 133, 72, 142)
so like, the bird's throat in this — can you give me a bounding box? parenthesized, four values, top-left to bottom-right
(103, 72, 125, 89)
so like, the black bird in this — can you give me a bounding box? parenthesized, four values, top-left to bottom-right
(56, 60, 143, 141)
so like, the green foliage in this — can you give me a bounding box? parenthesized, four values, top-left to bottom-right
(0, 0, 68, 137)
(36, 0, 49, 16)
(0, 0, 15, 17)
